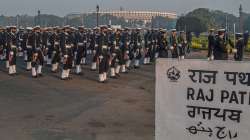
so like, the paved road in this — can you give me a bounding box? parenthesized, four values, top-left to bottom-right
(0, 58, 155, 140)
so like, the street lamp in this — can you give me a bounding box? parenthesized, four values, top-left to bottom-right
(96, 5, 100, 27)
(16, 15, 19, 28)
(37, 10, 41, 26)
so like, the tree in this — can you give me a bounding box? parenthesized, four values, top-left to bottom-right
(176, 16, 207, 33)
(244, 16, 250, 31)
(182, 8, 239, 32)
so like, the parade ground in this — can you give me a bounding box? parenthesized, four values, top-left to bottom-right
(0, 50, 249, 140)
(0, 55, 155, 140)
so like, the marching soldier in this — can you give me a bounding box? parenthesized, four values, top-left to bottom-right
(69, 27, 77, 68)
(169, 29, 178, 58)
(6, 26, 17, 75)
(20, 28, 29, 62)
(126, 28, 134, 70)
(90, 27, 100, 71)
(97, 26, 110, 83)
(85, 29, 91, 56)
(31, 26, 44, 77)
(107, 28, 117, 78)
(234, 33, 245, 61)
(4, 26, 11, 69)
(0, 26, 5, 60)
(75, 26, 86, 75)
(213, 29, 234, 60)
(81, 28, 88, 65)
(61, 26, 73, 80)
(107, 28, 114, 53)
(143, 30, 152, 64)
(114, 29, 122, 76)
(148, 29, 156, 63)
(207, 29, 215, 60)
(89, 29, 96, 57)
(120, 28, 130, 73)
(26, 27, 34, 71)
(61, 45, 73, 80)
(177, 31, 187, 60)
(41, 28, 50, 65)
(45, 27, 53, 66)
(152, 29, 159, 60)
(16, 27, 25, 57)
(133, 28, 142, 69)
(158, 29, 168, 58)
(49, 27, 61, 72)
(109, 40, 119, 79)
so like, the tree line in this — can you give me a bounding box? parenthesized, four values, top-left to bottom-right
(176, 8, 250, 34)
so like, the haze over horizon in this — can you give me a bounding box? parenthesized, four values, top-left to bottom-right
(0, 0, 249, 16)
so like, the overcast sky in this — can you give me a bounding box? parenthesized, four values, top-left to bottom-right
(0, 0, 249, 16)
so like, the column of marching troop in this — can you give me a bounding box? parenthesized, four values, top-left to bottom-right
(207, 29, 248, 61)
(0, 25, 192, 83)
